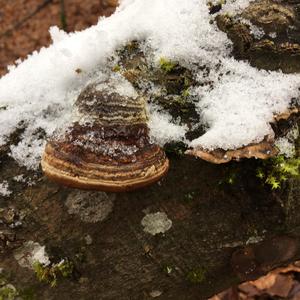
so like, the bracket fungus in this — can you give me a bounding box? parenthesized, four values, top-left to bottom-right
(41, 82, 169, 192)
(186, 107, 299, 164)
(186, 137, 279, 164)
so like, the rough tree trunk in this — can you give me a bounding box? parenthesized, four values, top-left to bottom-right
(0, 1, 300, 299)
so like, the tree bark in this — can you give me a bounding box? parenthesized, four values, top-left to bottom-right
(0, 1, 300, 299)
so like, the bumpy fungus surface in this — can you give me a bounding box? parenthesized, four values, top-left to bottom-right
(217, 0, 300, 72)
(41, 83, 169, 191)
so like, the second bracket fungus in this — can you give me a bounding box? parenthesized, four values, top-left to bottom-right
(186, 137, 279, 164)
(41, 80, 169, 192)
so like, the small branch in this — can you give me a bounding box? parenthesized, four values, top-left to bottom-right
(60, 0, 68, 31)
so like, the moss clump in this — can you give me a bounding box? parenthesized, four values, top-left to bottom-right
(33, 259, 74, 287)
(219, 168, 238, 186)
(186, 267, 207, 284)
(112, 64, 121, 72)
(256, 155, 300, 189)
(182, 88, 190, 98)
(56, 259, 74, 278)
(19, 287, 36, 300)
(0, 273, 23, 300)
(0, 285, 18, 300)
(159, 57, 177, 73)
(162, 265, 173, 275)
(184, 191, 196, 202)
(164, 141, 187, 157)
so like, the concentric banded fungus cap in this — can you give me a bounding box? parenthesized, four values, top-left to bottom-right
(41, 82, 169, 192)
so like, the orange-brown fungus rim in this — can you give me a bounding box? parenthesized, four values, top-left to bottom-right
(186, 108, 300, 164)
(41, 151, 169, 192)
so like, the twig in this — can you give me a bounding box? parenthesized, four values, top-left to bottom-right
(60, 0, 68, 31)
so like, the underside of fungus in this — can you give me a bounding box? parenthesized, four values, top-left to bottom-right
(41, 83, 169, 192)
(186, 137, 279, 164)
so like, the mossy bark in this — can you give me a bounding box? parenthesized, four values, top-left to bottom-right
(0, 146, 299, 300)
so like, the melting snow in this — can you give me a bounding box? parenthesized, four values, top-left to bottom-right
(275, 125, 299, 158)
(0, 0, 299, 170)
(14, 241, 50, 269)
(0, 181, 12, 197)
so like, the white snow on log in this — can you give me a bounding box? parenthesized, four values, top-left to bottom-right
(13, 241, 50, 269)
(148, 107, 187, 145)
(275, 125, 299, 158)
(0, 0, 299, 169)
(0, 181, 12, 197)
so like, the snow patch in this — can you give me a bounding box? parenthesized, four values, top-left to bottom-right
(0, 181, 11, 197)
(275, 137, 296, 158)
(241, 19, 265, 39)
(148, 108, 187, 145)
(95, 73, 138, 99)
(14, 241, 50, 269)
(275, 125, 299, 158)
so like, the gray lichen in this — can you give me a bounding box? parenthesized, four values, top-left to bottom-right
(141, 212, 172, 235)
(65, 191, 115, 223)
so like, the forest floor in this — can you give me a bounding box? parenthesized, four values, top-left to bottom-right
(0, 0, 117, 76)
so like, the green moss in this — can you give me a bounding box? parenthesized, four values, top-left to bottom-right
(164, 141, 187, 157)
(124, 41, 140, 52)
(112, 65, 121, 72)
(19, 287, 36, 300)
(33, 259, 74, 287)
(56, 260, 74, 278)
(186, 267, 207, 284)
(0, 285, 18, 300)
(218, 165, 239, 186)
(256, 155, 300, 189)
(33, 262, 56, 287)
(0, 273, 22, 300)
(159, 57, 177, 73)
(184, 192, 196, 202)
(173, 96, 187, 106)
(219, 171, 237, 186)
(182, 88, 190, 98)
(162, 265, 173, 275)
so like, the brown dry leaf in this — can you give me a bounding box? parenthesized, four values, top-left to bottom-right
(208, 287, 239, 300)
(276, 262, 300, 274)
(0, 0, 118, 76)
(267, 274, 294, 298)
(288, 281, 300, 299)
(249, 272, 294, 298)
(238, 282, 261, 297)
(228, 261, 300, 299)
(250, 273, 277, 290)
